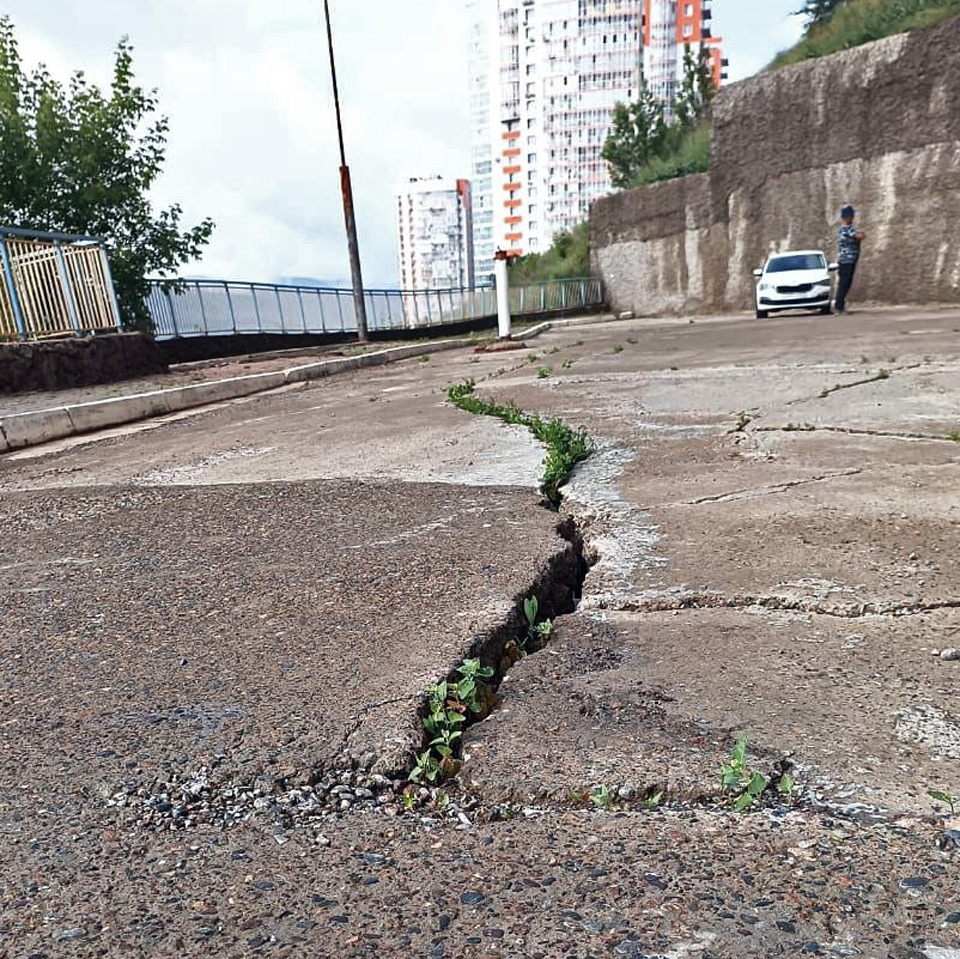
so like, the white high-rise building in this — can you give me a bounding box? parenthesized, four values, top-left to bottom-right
(396, 177, 475, 291)
(468, 0, 645, 267)
(467, 1, 725, 271)
(466, 0, 499, 284)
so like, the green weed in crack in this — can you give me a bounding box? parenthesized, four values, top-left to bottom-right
(409, 658, 495, 785)
(928, 788, 958, 816)
(720, 735, 795, 811)
(522, 595, 554, 654)
(446, 379, 591, 507)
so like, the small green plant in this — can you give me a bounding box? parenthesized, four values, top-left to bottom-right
(877, 368, 890, 379)
(720, 735, 768, 811)
(612, 344, 624, 354)
(734, 411, 751, 432)
(783, 422, 816, 432)
(537, 366, 553, 379)
(410, 749, 443, 785)
(948, 431, 960, 443)
(589, 784, 614, 809)
(527, 353, 539, 363)
(778, 772, 796, 797)
(418, 354, 431, 363)
(548, 346, 561, 355)
(928, 789, 958, 815)
(522, 596, 554, 653)
(561, 358, 575, 370)
(401, 790, 417, 811)
(409, 657, 495, 784)
(642, 791, 664, 810)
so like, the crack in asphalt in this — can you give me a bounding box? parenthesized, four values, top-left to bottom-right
(681, 468, 864, 505)
(603, 590, 960, 619)
(756, 424, 960, 443)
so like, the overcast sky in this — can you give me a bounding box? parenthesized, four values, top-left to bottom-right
(4, 1, 805, 287)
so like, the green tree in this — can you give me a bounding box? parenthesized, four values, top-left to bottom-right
(672, 43, 716, 133)
(602, 43, 715, 190)
(509, 222, 590, 284)
(0, 17, 213, 329)
(601, 83, 668, 190)
(795, 0, 847, 30)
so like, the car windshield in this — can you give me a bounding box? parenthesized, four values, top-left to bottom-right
(766, 254, 825, 273)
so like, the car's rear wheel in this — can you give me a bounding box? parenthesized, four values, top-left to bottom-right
(755, 308, 768, 319)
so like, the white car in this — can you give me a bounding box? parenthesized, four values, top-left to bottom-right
(752, 250, 838, 319)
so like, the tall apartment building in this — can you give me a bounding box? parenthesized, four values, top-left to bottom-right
(468, 0, 645, 272)
(467, 1, 724, 278)
(396, 177, 475, 291)
(643, 0, 725, 111)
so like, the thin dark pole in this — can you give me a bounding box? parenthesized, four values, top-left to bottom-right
(323, 0, 368, 343)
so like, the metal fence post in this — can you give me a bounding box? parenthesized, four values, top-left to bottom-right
(251, 284, 262, 333)
(53, 240, 83, 336)
(197, 283, 210, 335)
(275, 287, 286, 334)
(225, 282, 237, 333)
(164, 288, 180, 337)
(0, 237, 28, 339)
(96, 246, 123, 330)
(560, 281, 567, 310)
(296, 288, 307, 332)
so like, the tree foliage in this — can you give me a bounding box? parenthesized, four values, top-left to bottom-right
(509, 222, 590, 284)
(795, 0, 848, 30)
(602, 43, 716, 191)
(0, 17, 213, 329)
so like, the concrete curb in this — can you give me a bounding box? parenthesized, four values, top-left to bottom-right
(0, 338, 468, 454)
(514, 313, 619, 340)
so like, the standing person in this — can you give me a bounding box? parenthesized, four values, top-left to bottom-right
(834, 204, 865, 314)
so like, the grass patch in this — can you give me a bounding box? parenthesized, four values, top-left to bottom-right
(447, 379, 591, 506)
(771, 0, 960, 69)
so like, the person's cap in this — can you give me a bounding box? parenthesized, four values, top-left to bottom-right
(841, 205, 855, 219)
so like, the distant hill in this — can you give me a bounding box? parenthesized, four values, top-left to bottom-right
(275, 276, 352, 290)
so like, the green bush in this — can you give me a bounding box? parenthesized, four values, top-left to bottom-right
(509, 222, 590, 285)
(771, 0, 960, 68)
(635, 123, 711, 186)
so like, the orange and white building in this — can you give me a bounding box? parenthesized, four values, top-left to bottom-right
(643, 0, 726, 113)
(467, 1, 725, 277)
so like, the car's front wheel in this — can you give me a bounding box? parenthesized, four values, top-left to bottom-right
(755, 308, 768, 319)
(819, 304, 832, 315)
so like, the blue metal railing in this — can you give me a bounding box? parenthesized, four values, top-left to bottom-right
(147, 277, 604, 339)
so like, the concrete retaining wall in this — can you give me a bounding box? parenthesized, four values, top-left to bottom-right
(0, 333, 167, 394)
(591, 15, 960, 315)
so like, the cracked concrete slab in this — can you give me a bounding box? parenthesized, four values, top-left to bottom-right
(460, 307, 960, 813)
(0, 480, 571, 806)
(4, 306, 960, 957)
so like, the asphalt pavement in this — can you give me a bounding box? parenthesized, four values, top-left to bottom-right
(2, 307, 960, 958)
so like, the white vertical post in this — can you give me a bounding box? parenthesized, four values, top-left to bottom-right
(494, 250, 511, 340)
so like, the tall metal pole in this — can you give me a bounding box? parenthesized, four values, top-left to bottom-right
(323, 0, 368, 343)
